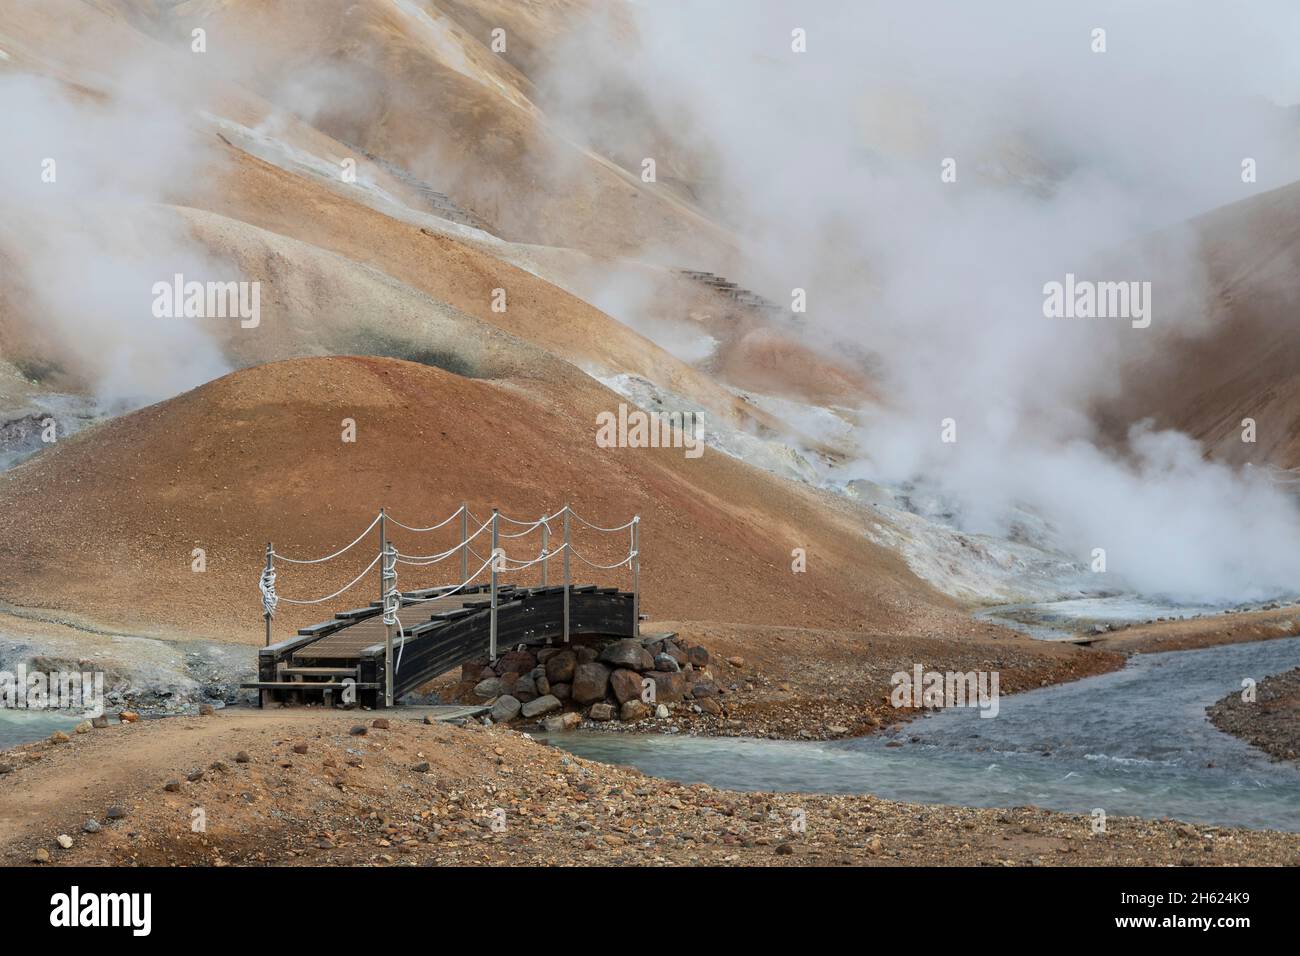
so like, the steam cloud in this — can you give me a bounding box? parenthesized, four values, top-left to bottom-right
(0, 56, 233, 409)
(545, 0, 1300, 602)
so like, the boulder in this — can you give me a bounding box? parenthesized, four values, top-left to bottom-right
(473, 678, 503, 700)
(497, 672, 519, 696)
(551, 682, 572, 701)
(543, 712, 581, 732)
(620, 700, 650, 722)
(520, 695, 561, 719)
(544, 649, 577, 684)
(571, 662, 612, 705)
(490, 695, 522, 723)
(461, 660, 489, 682)
(644, 671, 686, 703)
(588, 703, 615, 721)
(513, 674, 537, 698)
(496, 649, 537, 675)
(654, 653, 681, 672)
(599, 639, 655, 671)
(687, 646, 710, 667)
(691, 681, 719, 699)
(610, 668, 645, 705)
(575, 645, 599, 664)
(537, 647, 563, 664)
(697, 697, 723, 716)
(655, 704, 670, 718)
(662, 642, 688, 666)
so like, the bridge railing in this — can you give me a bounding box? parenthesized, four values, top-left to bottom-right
(257, 504, 640, 705)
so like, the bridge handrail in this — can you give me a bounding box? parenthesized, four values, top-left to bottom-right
(270, 513, 383, 564)
(394, 514, 494, 563)
(258, 503, 643, 684)
(385, 502, 467, 533)
(271, 550, 384, 606)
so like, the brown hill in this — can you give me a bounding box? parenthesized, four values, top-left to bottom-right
(0, 355, 963, 644)
(1096, 180, 1300, 469)
(101, 0, 733, 260)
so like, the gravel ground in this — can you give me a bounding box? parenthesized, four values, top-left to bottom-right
(3, 711, 1296, 867)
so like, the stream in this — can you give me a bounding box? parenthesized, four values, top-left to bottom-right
(544, 637, 1300, 832)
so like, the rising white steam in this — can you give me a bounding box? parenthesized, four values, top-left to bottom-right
(546, 0, 1300, 601)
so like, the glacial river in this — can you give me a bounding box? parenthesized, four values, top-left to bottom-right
(544, 637, 1300, 832)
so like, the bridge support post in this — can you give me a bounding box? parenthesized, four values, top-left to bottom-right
(562, 505, 571, 643)
(632, 516, 640, 638)
(383, 541, 396, 708)
(540, 516, 549, 588)
(489, 509, 499, 662)
(263, 542, 274, 647)
(378, 507, 388, 606)
(460, 501, 468, 585)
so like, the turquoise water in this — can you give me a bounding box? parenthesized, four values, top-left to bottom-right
(0, 710, 83, 750)
(545, 637, 1300, 832)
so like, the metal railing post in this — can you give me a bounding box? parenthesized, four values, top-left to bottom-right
(540, 516, 549, 588)
(460, 501, 468, 585)
(562, 505, 571, 643)
(383, 541, 396, 708)
(263, 542, 273, 647)
(489, 509, 499, 662)
(378, 506, 387, 606)
(632, 516, 640, 638)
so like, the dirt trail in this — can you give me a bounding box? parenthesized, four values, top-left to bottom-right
(0, 712, 321, 849)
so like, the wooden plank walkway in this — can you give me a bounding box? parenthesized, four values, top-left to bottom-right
(299, 596, 499, 660)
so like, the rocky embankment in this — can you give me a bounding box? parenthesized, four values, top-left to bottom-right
(1207, 667, 1300, 763)
(0, 612, 253, 716)
(452, 635, 725, 731)
(4, 711, 1296, 867)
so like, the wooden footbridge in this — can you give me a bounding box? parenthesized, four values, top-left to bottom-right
(244, 505, 640, 709)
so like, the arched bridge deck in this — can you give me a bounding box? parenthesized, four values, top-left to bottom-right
(242, 505, 640, 708)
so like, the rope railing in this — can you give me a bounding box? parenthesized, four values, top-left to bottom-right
(257, 503, 642, 703)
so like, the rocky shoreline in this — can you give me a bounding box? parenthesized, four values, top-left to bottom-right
(1207, 667, 1300, 764)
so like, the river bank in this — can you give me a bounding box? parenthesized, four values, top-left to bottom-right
(1208, 667, 1300, 764)
(2, 710, 1296, 867)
